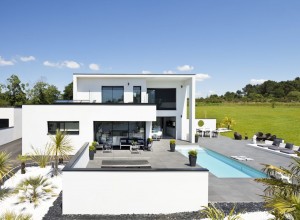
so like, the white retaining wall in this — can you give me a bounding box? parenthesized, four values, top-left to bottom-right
(0, 108, 22, 146)
(63, 170, 208, 214)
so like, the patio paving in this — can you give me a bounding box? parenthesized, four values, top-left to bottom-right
(87, 136, 295, 203)
(87, 139, 198, 169)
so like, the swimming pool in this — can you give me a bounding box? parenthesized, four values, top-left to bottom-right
(177, 146, 267, 178)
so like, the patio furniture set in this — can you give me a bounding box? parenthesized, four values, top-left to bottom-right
(196, 128, 218, 138)
(98, 137, 153, 153)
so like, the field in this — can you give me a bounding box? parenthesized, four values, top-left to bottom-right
(195, 103, 300, 146)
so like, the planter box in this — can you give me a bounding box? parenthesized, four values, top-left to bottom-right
(89, 151, 94, 160)
(170, 144, 176, 152)
(189, 155, 197, 167)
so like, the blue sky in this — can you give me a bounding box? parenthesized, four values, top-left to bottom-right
(0, 0, 300, 97)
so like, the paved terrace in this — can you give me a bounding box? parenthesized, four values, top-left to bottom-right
(87, 136, 295, 203)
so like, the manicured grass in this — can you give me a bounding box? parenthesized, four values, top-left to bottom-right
(196, 103, 300, 146)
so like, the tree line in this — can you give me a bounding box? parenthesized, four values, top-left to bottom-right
(0, 74, 73, 106)
(198, 77, 300, 103)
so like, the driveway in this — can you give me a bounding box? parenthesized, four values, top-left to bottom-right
(0, 138, 22, 168)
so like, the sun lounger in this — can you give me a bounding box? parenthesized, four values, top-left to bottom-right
(268, 146, 280, 151)
(231, 156, 253, 161)
(280, 143, 296, 154)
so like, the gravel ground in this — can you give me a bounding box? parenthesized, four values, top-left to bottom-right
(43, 193, 268, 220)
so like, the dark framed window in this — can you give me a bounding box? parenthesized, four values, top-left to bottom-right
(94, 121, 145, 145)
(0, 119, 9, 129)
(147, 88, 176, 110)
(133, 86, 141, 103)
(48, 121, 79, 135)
(102, 86, 124, 103)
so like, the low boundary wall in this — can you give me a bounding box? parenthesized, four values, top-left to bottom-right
(62, 143, 209, 214)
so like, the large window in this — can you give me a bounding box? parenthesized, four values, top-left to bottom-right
(147, 88, 176, 110)
(94, 121, 145, 145)
(133, 86, 141, 103)
(102, 86, 124, 103)
(48, 121, 79, 135)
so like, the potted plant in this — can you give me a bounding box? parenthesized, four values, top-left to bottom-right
(89, 145, 96, 160)
(195, 133, 200, 143)
(146, 138, 153, 150)
(188, 149, 198, 167)
(170, 139, 176, 152)
(17, 154, 28, 174)
(92, 141, 98, 153)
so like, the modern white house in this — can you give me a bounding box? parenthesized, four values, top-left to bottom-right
(22, 73, 196, 154)
(0, 107, 22, 146)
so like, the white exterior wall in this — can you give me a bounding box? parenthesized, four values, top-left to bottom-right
(63, 170, 208, 214)
(0, 108, 22, 146)
(22, 105, 156, 154)
(74, 77, 147, 103)
(146, 80, 188, 140)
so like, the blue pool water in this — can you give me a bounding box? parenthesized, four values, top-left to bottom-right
(177, 147, 267, 178)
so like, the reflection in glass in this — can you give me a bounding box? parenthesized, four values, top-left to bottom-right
(102, 86, 124, 103)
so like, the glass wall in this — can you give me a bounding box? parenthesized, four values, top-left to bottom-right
(147, 88, 176, 110)
(133, 86, 141, 103)
(102, 86, 124, 103)
(94, 121, 145, 145)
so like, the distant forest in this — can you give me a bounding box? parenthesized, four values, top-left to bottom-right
(198, 77, 300, 103)
(1, 74, 300, 107)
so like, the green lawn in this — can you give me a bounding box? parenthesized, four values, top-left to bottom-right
(195, 103, 300, 146)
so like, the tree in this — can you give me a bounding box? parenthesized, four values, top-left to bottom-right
(5, 74, 27, 106)
(29, 81, 60, 104)
(255, 158, 300, 219)
(287, 91, 300, 101)
(49, 130, 74, 176)
(63, 82, 73, 100)
(221, 116, 236, 129)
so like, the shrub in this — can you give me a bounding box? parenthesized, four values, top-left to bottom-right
(147, 138, 153, 142)
(201, 204, 241, 220)
(0, 211, 32, 220)
(30, 145, 51, 168)
(91, 141, 98, 147)
(170, 139, 176, 145)
(14, 175, 57, 208)
(188, 149, 198, 157)
(0, 151, 13, 185)
(89, 145, 96, 151)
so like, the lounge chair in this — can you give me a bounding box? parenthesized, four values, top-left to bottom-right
(258, 138, 282, 148)
(280, 143, 295, 154)
(263, 133, 272, 141)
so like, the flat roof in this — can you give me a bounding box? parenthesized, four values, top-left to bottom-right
(74, 73, 196, 76)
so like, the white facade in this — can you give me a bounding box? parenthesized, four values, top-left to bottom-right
(22, 104, 156, 154)
(22, 74, 196, 154)
(0, 107, 22, 146)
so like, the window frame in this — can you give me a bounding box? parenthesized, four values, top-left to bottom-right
(47, 121, 80, 135)
(102, 86, 124, 103)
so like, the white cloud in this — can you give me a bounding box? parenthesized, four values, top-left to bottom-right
(195, 73, 210, 81)
(62, 60, 80, 69)
(250, 79, 267, 85)
(0, 56, 14, 66)
(177, 65, 194, 72)
(43, 60, 81, 69)
(20, 55, 35, 62)
(163, 70, 175, 74)
(43, 61, 61, 68)
(89, 63, 100, 71)
(142, 70, 151, 74)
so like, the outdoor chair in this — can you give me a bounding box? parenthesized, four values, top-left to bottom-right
(103, 137, 113, 153)
(263, 133, 272, 141)
(130, 144, 140, 154)
(258, 138, 283, 148)
(234, 132, 242, 140)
